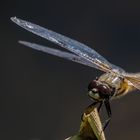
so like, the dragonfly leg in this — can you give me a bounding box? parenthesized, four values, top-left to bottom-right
(86, 101, 103, 114)
(103, 100, 112, 131)
(97, 101, 103, 112)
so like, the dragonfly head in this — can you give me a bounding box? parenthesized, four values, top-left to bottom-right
(88, 80, 114, 101)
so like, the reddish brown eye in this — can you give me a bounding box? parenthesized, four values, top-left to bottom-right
(88, 80, 98, 91)
(98, 85, 111, 95)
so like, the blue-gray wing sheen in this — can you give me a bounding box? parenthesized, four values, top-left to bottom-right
(19, 41, 95, 67)
(11, 17, 125, 74)
(12, 17, 140, 90)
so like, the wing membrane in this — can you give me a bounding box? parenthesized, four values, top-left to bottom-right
(19, 41, 96, 67)
(11, 17, 140, 91)
(124, 73, 140, 90)
(11, 17, 124, 73)
(124, 73, 140, 78)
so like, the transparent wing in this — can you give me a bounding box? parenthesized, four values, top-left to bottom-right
(19, 41, 95, 67)
(11, 17, 125, 73)
(124, 72, 140, 78)
(123, 72, 140, 90)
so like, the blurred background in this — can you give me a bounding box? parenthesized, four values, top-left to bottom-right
(2, 0, 140, 140)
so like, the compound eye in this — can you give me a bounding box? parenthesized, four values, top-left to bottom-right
(88, 80, 98, 91)
(98, 85, 110, 94)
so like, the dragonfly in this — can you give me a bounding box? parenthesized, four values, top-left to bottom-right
(11, 17, 140, 130)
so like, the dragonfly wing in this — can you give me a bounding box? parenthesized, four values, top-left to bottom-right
(11, 17, 122, 73)
(19, 41, 96, 67)
(124, 72, 140, 78)
(124, 72, 140, 90)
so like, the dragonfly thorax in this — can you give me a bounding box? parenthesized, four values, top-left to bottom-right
(88, 79, 115, 101)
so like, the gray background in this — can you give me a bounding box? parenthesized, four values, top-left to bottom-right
(2, 0, 140, 140)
